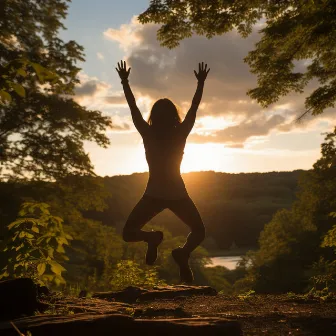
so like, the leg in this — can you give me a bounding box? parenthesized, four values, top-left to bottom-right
(168, 196, 206, 283)
(123, 196, 165, 242)
(123, 196, 165, 265)
(168, 196, 206, 254)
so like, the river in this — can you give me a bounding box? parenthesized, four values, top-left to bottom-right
(207, 256, 242, 270)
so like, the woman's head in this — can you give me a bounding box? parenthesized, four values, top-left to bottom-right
(148, 98, 181, 129)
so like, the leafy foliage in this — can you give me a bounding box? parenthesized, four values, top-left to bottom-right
(0, 170, 305, 292)
(0, 58, 58, 105)
(0, 202, 72, 286)
(322, 212, 336, 253)
(239, 127, 336, 293)
(139, 0, 336, 118)
(0, 0, 112, 180)
(109, 260, 165, 290)
(238, 289, 256, 301)
(308, 257, 336, 293)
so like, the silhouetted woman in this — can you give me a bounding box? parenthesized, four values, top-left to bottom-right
(116, 60, 210, 283)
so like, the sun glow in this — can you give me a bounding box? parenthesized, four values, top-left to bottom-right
(180, 143, 233, 173)
(95, 142, 234, 175)
(196, 116, 237, 131)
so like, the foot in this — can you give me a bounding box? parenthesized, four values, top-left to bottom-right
(172, 247, 194, 284)
(145, 231, 163, 265)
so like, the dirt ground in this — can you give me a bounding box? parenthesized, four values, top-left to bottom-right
(133, 294, 336, 335)
(44, 293, 336, 335)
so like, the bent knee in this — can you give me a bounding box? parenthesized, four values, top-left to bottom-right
(192, 223, 206, 241)
(199, 225, 206, 241)
(122, 227, 134, 242)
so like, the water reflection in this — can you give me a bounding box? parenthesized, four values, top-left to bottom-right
(207, 256, 242, 270)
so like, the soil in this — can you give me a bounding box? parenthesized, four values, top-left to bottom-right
(40, 291, 336, 335)
(1, 282, 336, 335)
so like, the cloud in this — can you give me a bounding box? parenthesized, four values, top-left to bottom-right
(104, 17, 336, 147)
(111, 122, 130, 131)
(74, 72, 109, 98)
(97, 52, 104, 60)
(75, 79, 105, 97)
(190, 114, 286, 146)
(105, 95, 127, 105)
(103, 16, 141, 52)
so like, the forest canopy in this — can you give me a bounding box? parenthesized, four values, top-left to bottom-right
(139, 0, 336, 120)
(0, 0, 112, 180)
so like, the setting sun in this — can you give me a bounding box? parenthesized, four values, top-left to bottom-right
(181, 143, 232, 173)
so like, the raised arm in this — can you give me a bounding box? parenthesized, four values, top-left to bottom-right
(181, 62, 210, 136)
(116, 60, 149, 136)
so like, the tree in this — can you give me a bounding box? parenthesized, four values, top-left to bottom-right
(0, 0, 112, 180)
(139, 0, 336, 119)
(240, 127, 336, 293)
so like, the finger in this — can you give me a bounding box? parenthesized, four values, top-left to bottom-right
(194, 70, 197, 77)
(127, 68, 131, 75)
(124, 60, 126, 70)
(202, 62, 204, 71)
(206, 68, 210, 74)
(204, 64, 207, 71)
(118, 62, 121, 70)
(115, 67, 119, 73)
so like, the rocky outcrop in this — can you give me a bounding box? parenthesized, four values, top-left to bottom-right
(0, 313, 242, 336)
(92, 285, 217, 303)
(0, 278, 47, 320)
(0, 281, 241, 335)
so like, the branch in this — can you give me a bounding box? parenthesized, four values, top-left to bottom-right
(294, 106, 313, 123)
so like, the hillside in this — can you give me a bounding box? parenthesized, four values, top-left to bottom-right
(88, 170, 305, 248)
(0, 170, 305, 248)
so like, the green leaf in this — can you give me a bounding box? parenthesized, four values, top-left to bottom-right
(47, 247, 54, 258)
(8, 218, 37, 230)
(0, 90, 12, 103)
(48, 260, 66, 276)
(30, 63, 57, 82)
(8, 221, 20, 230)
(37, 263, 46, 276)
(56, 237, 68, 245)
(53, 274, 66, 286)
(17, 68, 27, 77)
(31, 62, 46, 81)
(15, 243, 24, 251)
(31, 226, 39, 233)
(9, 82, 26, 97)
(56, 244, 65, 253)
(0, 270, 9, 280)
(65, 234, 73, 240)
(51, 216, 63, 225)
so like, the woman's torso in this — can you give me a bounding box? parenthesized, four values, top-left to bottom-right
(142, 125, 189, 200)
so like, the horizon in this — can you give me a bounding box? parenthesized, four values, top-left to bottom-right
(101, 168, 307, 179)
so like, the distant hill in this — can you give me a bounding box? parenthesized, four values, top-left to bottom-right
(86, 170, 306, 249)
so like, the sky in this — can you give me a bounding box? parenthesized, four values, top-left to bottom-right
(59, 0, 335, 177)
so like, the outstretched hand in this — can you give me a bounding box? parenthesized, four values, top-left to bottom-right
(116, 60, 131, 81)
(194, 62, 210, 82)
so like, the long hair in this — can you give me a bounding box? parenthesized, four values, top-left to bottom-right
(147, 98, 182, 129)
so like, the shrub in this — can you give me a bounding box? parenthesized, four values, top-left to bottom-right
(0, 202, 72, 286)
